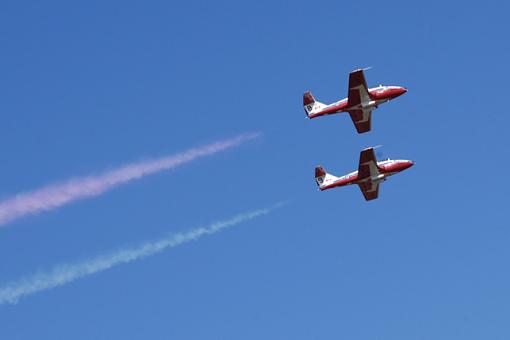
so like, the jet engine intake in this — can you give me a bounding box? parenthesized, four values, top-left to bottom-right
(362, 100, 377, 110)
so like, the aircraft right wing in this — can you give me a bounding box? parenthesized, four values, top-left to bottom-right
(347, 69, 370, 108)
(346, 69, 373, 133)
(357, 147, 379, 180)
(357, 147, 381, 201)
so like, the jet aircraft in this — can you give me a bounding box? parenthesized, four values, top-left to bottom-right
(315, 147, 413, 201)
(303, 68, 407, 133)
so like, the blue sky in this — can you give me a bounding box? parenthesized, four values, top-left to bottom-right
(1, 0, 509, 339)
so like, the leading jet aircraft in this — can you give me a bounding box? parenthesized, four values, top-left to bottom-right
(315, 147, 413, 201)
(303, 68, 407, 133)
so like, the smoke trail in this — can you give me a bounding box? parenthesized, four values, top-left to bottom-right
(0, 133, 260, 227)
(0, 204, 281, 304)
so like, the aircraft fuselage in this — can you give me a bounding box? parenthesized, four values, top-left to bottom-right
(308, 86, 407, 119)
(319, 159, 414, 191)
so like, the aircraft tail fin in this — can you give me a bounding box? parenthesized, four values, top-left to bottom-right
(315, 165, 339, 189)
(303, 91, 327, 117)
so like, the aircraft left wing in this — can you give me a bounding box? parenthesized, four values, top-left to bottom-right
(348, 109, 372, 133)
(358, 181, 380, 201)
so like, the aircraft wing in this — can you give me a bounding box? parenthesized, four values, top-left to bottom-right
(358, 181, 380, 201)
(347, 69, 370, 108)
(357, 147, 379, 180)
(357, 147, 381, 200)
(348, 109, 372, 133)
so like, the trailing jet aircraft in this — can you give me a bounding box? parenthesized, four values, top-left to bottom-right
(303, 68, 407, 133)
(315, 147, 413, 201)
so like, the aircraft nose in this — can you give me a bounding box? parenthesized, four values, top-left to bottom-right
(391, 87, 407, 99)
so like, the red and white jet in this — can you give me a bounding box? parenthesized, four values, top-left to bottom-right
(315, 147, 414, 201)
(303, 68, 407, 133)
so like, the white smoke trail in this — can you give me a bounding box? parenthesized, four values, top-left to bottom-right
(0, 133, 260, 227)
(0, 204, 281, 304)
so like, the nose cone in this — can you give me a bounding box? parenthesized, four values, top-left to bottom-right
(395, 87, 407, 98)
(387, 86, 407, 100)
(406, 160, 414, 169)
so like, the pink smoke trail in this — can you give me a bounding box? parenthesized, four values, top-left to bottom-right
(0, 132, 260, 227)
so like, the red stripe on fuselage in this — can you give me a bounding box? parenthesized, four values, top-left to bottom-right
(308, 100, 349, 118)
